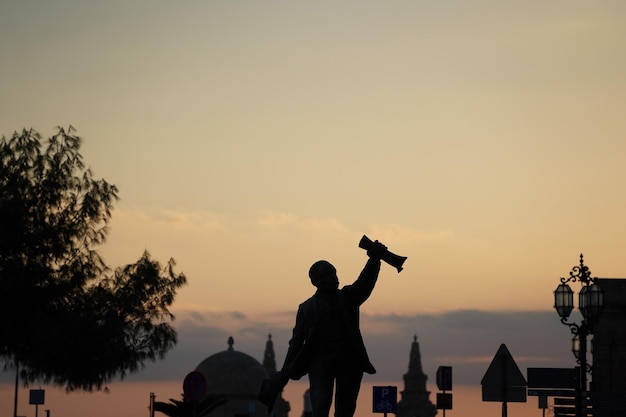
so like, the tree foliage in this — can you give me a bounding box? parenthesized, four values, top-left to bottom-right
(0, 127, 187, 391)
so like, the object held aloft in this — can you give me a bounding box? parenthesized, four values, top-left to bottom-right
(358, 235, 407, 273)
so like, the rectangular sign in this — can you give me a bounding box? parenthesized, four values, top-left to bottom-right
(29, 389, 45, 405)
(436, 393, 452, 410)
(528, 389, 576, 397)
(527, 367, 577, 389)
(436, 366, 452, 391)
(372, 386, 397, 414)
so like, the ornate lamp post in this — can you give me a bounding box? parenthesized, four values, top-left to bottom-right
(553, 254, 604, 415)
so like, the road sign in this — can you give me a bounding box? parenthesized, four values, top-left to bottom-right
(528, 389, 576, 397)
(481, 344, 527, 403)
(436, 366, 452, 391)
(372, 386, 397, 414)
(527, 367, 577, 389)
(29, 390, 45, 405)
(183, 371, 207, 402)
(436, 393, 452, 410)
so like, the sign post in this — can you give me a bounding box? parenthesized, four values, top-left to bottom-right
(436, 366, 453, 417)
(526, 367, 579, 417)
(29, 389, 45, 417)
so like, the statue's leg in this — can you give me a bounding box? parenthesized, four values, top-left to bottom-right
(309, 368, 335, 417)
(333, 366, 363, 417)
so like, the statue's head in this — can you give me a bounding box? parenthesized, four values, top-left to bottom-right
(309, 260, 339, 291)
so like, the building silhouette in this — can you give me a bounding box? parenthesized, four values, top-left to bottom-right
(182, 273, 626, 417)
(262, 334, 291, 417)
(593, 278, 626, 392)
(193, 336, 289, 417)
(189, 334, 436, 417)
(586, 278, 626, 415)
(397, 335, 437, 417)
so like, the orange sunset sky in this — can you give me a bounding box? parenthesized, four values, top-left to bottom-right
(1, 1, 626, 417)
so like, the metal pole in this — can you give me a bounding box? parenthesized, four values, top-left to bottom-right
(149, 392, 155, 417)
(501, 353, 508, 417)
(13, 361, 18, 417)
(578, 331, 587, 417)
(442, 390, 446, 417)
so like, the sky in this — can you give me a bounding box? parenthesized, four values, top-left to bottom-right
(1, 1, 626, 416)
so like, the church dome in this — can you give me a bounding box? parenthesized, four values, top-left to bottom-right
(194, 336, 269, 417)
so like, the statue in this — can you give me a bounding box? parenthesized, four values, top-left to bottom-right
(259, 236, 406, 417)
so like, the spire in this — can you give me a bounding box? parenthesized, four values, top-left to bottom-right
(261, 334, 291, 417)
(408, 334, 424, 373)
(397, 335, 436, 417)
(263, 333, 277, 374)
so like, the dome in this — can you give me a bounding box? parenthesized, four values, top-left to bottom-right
(194, 336, 269, 417)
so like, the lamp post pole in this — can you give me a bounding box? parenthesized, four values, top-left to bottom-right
(575, 329, 588, 417)
(553, 254, 603, 417)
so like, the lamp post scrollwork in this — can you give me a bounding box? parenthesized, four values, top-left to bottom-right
(553, 254, 604, 416)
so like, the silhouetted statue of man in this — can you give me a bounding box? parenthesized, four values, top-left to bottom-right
(266, 239, 388, 417)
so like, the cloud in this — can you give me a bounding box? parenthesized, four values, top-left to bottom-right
(109, 208, 456, 252)
(255, 213, 458, 248)
(256, 213, 348, 233)
(0, 307, 577, 387)
(359, 310, 575, 383)
(112, 207, 230, 231)
(121, 308, 577, 386)
(368, 224, 458, 244)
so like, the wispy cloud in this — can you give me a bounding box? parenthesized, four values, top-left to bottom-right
(255, 213, 457, 247)
(0, 307, 578, 406)
(111, 208, 456, 249)
(256, 212, 348, 233)
(113, 207, 230, 231)
(368, 224, 458, 243)
(110, 308, 577, 386)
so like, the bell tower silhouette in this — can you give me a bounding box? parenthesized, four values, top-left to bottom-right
(262, 334, 291, 417)
(397, 335, 436, 417)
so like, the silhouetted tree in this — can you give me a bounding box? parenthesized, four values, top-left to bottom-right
(0, 126, 187, 391)
(154, 394, 228, 417)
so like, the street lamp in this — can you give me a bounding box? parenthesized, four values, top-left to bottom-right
(553, 254, 604, 412)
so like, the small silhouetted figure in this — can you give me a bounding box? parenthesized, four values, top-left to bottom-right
(275, 240, 388, 417)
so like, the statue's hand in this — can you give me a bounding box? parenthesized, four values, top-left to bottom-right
(367, 240, 387, 260)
